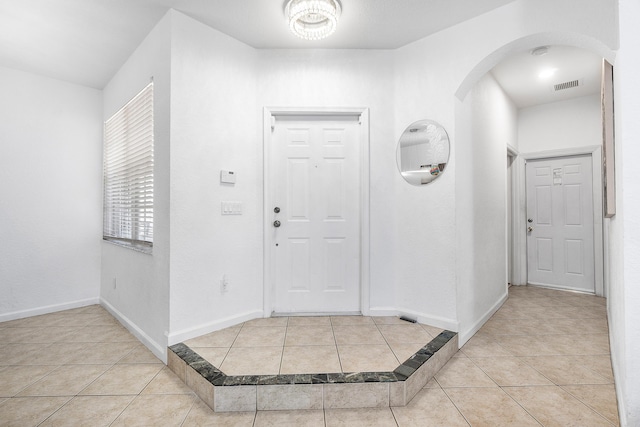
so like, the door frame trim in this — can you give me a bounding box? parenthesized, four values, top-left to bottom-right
(520, 145, 604, 296)
(507, 144, 523, 288)
(262, 107, 371, 315)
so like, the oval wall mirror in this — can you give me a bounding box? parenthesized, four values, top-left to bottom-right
(396, 119, 450, 186)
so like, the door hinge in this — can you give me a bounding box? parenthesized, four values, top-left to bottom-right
(271, 116, 276, 131)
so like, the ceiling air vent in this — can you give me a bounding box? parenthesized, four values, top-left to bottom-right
(553, 79, 582, 92)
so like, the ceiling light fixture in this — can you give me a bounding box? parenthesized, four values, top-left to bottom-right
(285, 0, 342, 41)
(538, 68, 557, 79)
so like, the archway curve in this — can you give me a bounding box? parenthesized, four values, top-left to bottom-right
(455, 31, 617, 102)
(451, 30, 615, 342)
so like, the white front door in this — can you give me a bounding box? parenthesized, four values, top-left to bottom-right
(269, 115, 361, 313)
(525, 155, 595, 293)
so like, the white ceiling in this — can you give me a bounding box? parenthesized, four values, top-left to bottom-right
(0, 0, 603, 108)
(491, 45, 603, 108)
(0, 0, 515, 89)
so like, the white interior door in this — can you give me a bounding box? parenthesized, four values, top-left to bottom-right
(525, 155, 595, 293)
(269, 115, 361, 313)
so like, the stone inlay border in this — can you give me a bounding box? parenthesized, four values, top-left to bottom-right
(168, 330, 457, 412)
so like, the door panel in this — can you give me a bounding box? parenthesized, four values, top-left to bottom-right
(565, 240, 584, 275)
(535, 186, 552, 224)
(271, 116, 361, 313)
(289, 238, 310, 291)
(324, 160, 345, 218)
(536, 238, 553, 271)
(324, 237, 346, 290)
(288, 159, 310, 219)
(526, 155, 595, 292)
(564, 184, 582, 225)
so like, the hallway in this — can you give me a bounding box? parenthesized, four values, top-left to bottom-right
(0, 285, 617, 426)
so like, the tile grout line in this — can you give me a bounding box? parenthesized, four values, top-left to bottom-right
(177, 396, 199, 427)
(6, 308, 480, 423)
(499, 385, 550, 427)
(439, 385, 473, 427)
(29, 319, 130, 425)
(278, 317, 290, 375)
(216, 345, 233, 370)
(329, 317, 345, 374)
(0, 306, 161, 425)
(373, 318, 403, 366)
(558, 384, 618, 426)
(388, 401, 401, 427)
(106, 393, 144, 427)
(491, 289, 616, 426)
(34, 395, 74, 427)
(10, 296, 609, 425)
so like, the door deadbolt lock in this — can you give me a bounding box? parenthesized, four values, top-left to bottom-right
(273, 220, 281, 228)
(527, 226, 533, 232)
(528, 218, 533, 223)
(274, 207, 281, 213)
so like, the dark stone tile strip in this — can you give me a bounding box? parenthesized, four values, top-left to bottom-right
(327, 373, 346, 383)
(169, 330, 457, 387)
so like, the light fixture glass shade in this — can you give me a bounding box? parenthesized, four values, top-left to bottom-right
(285, 0, 342, 41)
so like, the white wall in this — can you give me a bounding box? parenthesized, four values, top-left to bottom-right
(167, 12, 261, 341)
(1, 2, 629, 401)
(456, 73, 517, 341)
(518, 94, 602, 153)
(393, 33, 458, 329)
(0, 66, 102, 320)
(100, 13, 172, 359)
(610, 0, 640, 424)
(92, 0, 620, 368)
(393, 0, 617, 334)
(165, 16, 398, 340)
(257, 49, 397, 313)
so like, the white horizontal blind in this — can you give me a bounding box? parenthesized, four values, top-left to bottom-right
(103, 82, 154, 246)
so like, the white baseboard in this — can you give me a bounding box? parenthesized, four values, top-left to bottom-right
(608, 321, 627, 427)
(611, 353, 627, 427)
(458, 292, 508, 346)
(365, 302, 503, 345)
(0, 297, 100, 323)
(370, 307, 459, 332)
(166, 310, 263, 346)
(368, 307, 400, 317)
(100, 298, 167, 364)
(395, 308, 459, 332)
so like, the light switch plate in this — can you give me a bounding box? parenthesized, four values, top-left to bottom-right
(221, 201, 242, 215)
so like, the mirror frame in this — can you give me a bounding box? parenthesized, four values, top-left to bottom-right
(396, 119, 450, 186)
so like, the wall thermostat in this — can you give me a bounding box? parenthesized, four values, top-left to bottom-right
(220, 170, 236, 184)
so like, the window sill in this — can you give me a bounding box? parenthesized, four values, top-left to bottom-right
(103, 238, 153, 255)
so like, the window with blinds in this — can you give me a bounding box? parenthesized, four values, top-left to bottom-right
(103, 82, 154, 248)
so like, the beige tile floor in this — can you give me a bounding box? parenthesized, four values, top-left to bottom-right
(0, 285, 619, 426)
(183, 315, 441, 375)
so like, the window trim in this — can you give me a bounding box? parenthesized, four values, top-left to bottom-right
(103, 82, 154, 250)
